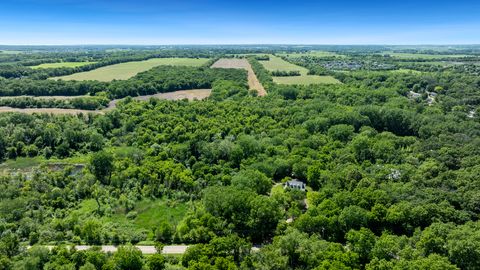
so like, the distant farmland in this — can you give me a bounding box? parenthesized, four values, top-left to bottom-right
(32, 62, 97, 69)
(259, 55, 341, 85)
(52, 58, 210, 82)
(277, 51, 344, 58)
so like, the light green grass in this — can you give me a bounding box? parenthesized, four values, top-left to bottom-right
(0, 146, 136, 173)
(72, 198, 189, 231)
(0, 156, 45, 170)
(278, 51, 344, 58)
(260, 55, 341, 85)
(32, 62, 97, 69)
(385, 52, 473, 59)
(260, 55, 309, 75)
(52, 58, 210, 82)
(273, 75, 341, 85)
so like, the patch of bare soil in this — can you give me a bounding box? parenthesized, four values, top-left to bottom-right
(211, 59, 267, 96)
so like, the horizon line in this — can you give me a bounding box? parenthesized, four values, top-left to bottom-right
(1, 43, 480, 47)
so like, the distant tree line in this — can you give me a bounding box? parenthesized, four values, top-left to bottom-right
(270, 70, 301, 77)
(0, 96, 109, 110)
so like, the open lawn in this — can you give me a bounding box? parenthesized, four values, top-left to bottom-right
(260, 55, 341, 85)
(52, 57, 210, 81)
(32, 62, 97, 69)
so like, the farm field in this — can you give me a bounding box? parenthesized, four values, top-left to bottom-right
(273, 75, 342, 85)
(106, 89, 212, 110)
(259, 55, 341, 85)
(31, 61, 97, 69)
(211, 58, 267, 96)
(52, 57, 210, 81)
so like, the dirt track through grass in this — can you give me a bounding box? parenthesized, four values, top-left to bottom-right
(211, 59, 267, 96)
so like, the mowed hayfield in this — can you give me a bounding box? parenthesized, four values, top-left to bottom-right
(259, 55, 341, 85)
(31, 62, 97, 69)
(52, 58, 210, 82)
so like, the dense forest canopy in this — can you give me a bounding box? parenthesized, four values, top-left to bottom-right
(0, 45, 479, 270)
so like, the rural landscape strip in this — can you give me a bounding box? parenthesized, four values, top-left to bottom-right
(0, 89, 212, 115)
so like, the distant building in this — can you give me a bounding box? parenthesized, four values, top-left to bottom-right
(284, 179, 306, 191)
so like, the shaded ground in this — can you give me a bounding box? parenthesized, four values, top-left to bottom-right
(211, 58, 267, 96)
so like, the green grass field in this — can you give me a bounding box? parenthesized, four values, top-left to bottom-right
(259, 55, 341, 85)
(71, 198, 189, 234)
(273, 75, 341, 85)
(259, 55, 309, 74)
(52, 57, 210, 82)
(32, 61, 97, 69)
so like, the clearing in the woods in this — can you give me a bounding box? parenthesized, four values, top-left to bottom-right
(211, 58, 267, 96)
(31, 62, 97, 69)
(259, 55, 341, 85)
(52, 58, 210, 81)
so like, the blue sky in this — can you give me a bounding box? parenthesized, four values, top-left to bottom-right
(0, 0, 479, 45)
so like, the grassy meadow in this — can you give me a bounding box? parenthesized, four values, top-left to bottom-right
(32, 61, 97, 69)
(259, 55, 341, 85)
(273, 75, 342, 85)
(52, 57, 210, 81)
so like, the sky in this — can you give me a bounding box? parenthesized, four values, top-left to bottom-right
(0, 0, 480, 45)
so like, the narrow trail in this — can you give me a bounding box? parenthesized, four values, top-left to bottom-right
(211, 58, 267, 96)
